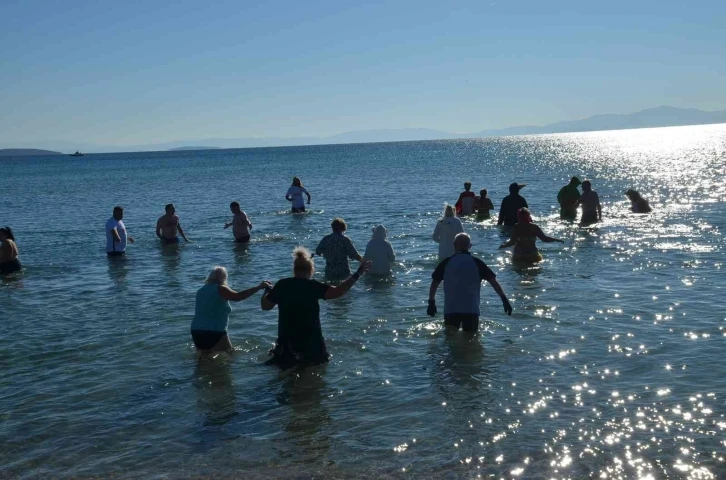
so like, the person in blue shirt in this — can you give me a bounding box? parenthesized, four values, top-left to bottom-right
(191, 266, 271, 354)
(427, 233, 512, 332)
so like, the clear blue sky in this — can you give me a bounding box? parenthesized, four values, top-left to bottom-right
(1, 0, 724, 145)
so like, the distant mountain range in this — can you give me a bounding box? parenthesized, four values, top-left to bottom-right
(168, 146, 221, 151)
(0, 148, 62, 157)
(2, 106, 725, 154)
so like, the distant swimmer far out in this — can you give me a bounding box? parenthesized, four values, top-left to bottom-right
(625, 189, 652, 213)
(557, 176, 582, 220)
(433, 204, 464, 260)
(499, 208, 564, 263)
(363, 225, 396, 275)
(428, 233, 512, 332)
(191, 266, 272, 354)
(106, 206, 134, 257)
(286, 176, 311, 213)
(455, 182, 476, 216)
(575, 180, 602, 225)
(261, 247, 372, 369)
(224, 202, 252, 243)
(497, 183, 528, 226)
(156, 203, 189, 245)
(315, 217, 364, 278)
(475, 189, 494, 221)
(0, 227, 22, 275)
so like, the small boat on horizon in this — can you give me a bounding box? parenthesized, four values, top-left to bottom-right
(70, 151, 84, 157)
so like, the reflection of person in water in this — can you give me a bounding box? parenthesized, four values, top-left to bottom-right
(193, 358, 236, 427)
(429, 331, 489, 411)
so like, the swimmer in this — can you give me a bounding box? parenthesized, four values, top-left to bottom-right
(224, 201, 252, 243)
(625, 189, 652, 213)
(156, 203, 189, 245)
(497, 183, 528, 226)
(575, 180, 602, 225)
(557, 176, 582, 220)
(0, 226, 22, 274)
(455, 182, 476, 216)
(261, 247, 371, 369)
(427, 233, 512, 332)
(106, 206, 134, 257)
(315, 217, 364, 278)
(433, 204, 464, 260)
(498, 208, 564, 263)
(191, 266, 271, 354)
(363, 225, 395, 275)
(474, 189, 494, 221)
(286, 176, 311, 213)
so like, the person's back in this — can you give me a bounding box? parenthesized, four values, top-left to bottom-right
(192, 283, 232, 333)
(439, 252, 489, 315)
(558, 177, 582, 220)
(317, 232, 358, 277)
(433, 215, 464, 260)
(499, 193, 528, 226)
(459, 193, 476, 215)
(364, 225, 395, 275)
(511, 223, 540, 255)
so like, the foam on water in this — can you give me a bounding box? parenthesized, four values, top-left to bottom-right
(1, 124, 725, 478)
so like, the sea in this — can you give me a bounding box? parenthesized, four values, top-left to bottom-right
(1, 124, 725, 479)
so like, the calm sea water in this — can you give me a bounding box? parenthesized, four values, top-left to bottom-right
(2, 125, 725, 479)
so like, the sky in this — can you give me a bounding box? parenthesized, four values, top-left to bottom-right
(1, 0, 725, 146)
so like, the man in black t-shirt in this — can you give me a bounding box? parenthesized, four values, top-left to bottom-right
(497, 182, 528, 226)
(261, 247, 371, 369)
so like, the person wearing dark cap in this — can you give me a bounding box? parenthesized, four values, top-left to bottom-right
(557, 176, 582, 220)
(497, 183, 528, 226)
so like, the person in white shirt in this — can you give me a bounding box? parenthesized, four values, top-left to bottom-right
(364, 225, 396, 275)
(286, 176, 311, 213)
(224, 201, 252, 243)
(106, 206, 134, 256)
(432, 204, 464, 261)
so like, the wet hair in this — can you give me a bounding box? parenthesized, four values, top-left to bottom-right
(582, 180, 592, 191)
(625, 189, 641, 200)
(292, 176, 302, 187)
(517, 208, 533, 224)
(205, 266, 228, 286)
(230, 201, 240, 209)
(165, 203, 175, 212)
(293, 247, 314, 274)
(331, 217, 347, 233)
(113, 206, 123, 214)
(0, 226, 15, 241)
(443, 204, 455, 218)
(480, 189, 488, 197)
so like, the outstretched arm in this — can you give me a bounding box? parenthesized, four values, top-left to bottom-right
(488, 278, 512, 315)
(305, 190, 311, 204)
(325, 260, 371, 300)
(220, 281, 271, 302)
(499, 229, 517, 249)
(535, 225, 563, 243)
(178, 224, 190, 242)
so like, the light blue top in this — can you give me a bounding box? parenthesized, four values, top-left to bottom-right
(191, 283, 232, 332)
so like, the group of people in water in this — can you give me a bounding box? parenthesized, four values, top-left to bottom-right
(1, 175, 653, 370)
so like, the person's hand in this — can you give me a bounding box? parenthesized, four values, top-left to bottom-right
(249, 224, 253, 230)
(502, 298, 513, 316)
(259, 281, 273, 291)
(558, 239, 565, 243)
(307, 200, 311, 205)
(356, 259, 372, 275)
(128, 236, 135, 244)
(427, 299, 437, 317)
(498, 243, 507, 249)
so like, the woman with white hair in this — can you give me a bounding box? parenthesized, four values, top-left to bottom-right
(191, 266, 272, 353)
(364, 225, 395, 275)
(261, 247, 371, 369)
(432, 204, 464, 261)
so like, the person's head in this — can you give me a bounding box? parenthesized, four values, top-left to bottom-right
(454, 233, 471, 252)
(570, 176, 582, 186)
(230, 201, 240, 214)
(517, 207, 533, 224)
(625, 189, 641, 201)
(331, 218, 347, 233)
(480, 189, 488, 198)
(292, 246, 315, 278)
(292, 176, 302, 187)
(0, 226, 15, 242)
(509, 182, 526, 194)
(165, 203, 175, 214)
(464, 182, 471, 191)
(113, 206, 124, 221)
(443, 204, 455, 218)
(581, 180, 592, 192)
(205, 266, 228, 286)
(371, 224, 388, 241)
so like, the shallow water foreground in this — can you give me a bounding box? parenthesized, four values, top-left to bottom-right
(1, 124, 726, 478)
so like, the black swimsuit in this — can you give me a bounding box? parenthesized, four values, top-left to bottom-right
(0, 258, 22, 274)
